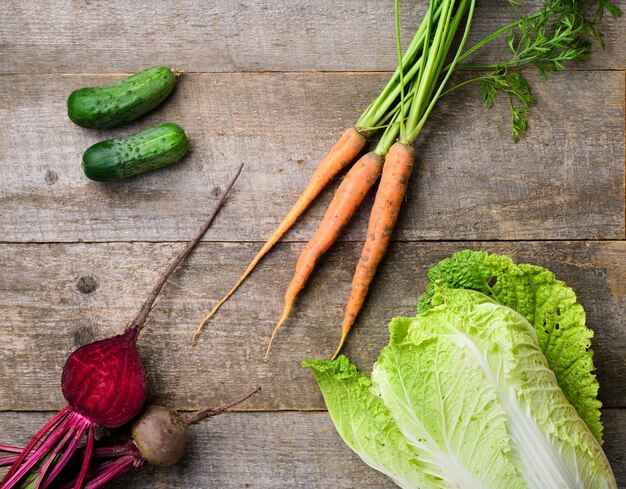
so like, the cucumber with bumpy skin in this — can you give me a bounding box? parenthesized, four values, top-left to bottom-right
(82, 123, 189, 181)
(68, 67, 177, 128)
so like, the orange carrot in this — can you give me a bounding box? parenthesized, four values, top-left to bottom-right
(267, 151, 384, 354)
(193, 127, 365, 344)
(333, 141, 416, 358)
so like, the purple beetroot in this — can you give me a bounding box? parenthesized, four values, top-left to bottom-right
(0, 165, 243, 489)
(0, 389, 259, 488)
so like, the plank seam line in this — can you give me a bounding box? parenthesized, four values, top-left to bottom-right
(1, 238, 624, 245)
(0, 68, 623, 76)
(1, 407, 624, 414)
(0, 409, 331, 414)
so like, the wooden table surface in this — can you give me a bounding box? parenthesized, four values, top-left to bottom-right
(1, 1, 625, 487)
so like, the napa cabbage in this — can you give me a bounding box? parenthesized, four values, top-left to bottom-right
(304, 253, 615, 489)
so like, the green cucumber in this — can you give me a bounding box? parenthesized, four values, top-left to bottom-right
(68, 67, 177, 128)
(82, 123, 189, 181)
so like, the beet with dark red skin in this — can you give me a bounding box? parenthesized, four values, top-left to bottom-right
(1, 388, 260, 489)
(0, 166, 243, 489)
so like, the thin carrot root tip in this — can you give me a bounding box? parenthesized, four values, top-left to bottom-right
(199, 302, 224, 330)
(265, 327, 280, 359)
(192, 299, 222, 345)
(265, 307, 292, 359)
(192, 251, 266, 344)
(194, 128, 366, 344)
(332, 332, 349, 360)
(191, 323, 204, 346)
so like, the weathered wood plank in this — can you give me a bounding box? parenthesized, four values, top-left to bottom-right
(0, 0, 624, 74)
(0, 71, 623, 242)
(1, 410, 624, 488)
(0, 241, 623, 411)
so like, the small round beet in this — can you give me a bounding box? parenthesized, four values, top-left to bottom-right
(131, 405, 188, 467)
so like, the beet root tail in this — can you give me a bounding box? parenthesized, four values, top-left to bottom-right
(181, 387, 261, 425)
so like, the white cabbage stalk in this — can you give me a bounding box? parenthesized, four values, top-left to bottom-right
(305, 288, 616, 489)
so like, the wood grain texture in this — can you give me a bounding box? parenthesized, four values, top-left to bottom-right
(0, 410, 624, 488)
(1, 71, 623, 243)
(0, 240, 623, 411)
(0, 0, 624, 74)
(1, 1, 624, 487)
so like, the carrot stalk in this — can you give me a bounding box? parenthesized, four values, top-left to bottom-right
(333, 142, 415, 358)
(332, 0, 476, 358)
(193, 3, 447, 342)
(193, 127, 366, 344)
(266, 151, 384, 355)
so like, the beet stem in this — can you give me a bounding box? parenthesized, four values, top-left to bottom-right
(93, 441, 136, 459)
(0, 455, 18, 468)
(41, 417, 89, 489)
(0, 445, 23, 455)
(73, 425, 95, 489)
(85, 455, 137, 489)
(33, 424, 77, 489)
(128, 163, 244, 334)
(59, 455, 137, 489)
(181, 386, 261, 425)
(2, 410, 75, 488)
(1, 406, 71, 484)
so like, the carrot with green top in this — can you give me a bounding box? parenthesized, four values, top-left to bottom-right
(195, 0, 619, 353)
(265, 84, 424, 353)
(266, 0, 473, 354)
(333, 0, 476, 358)
(192, 3, 445, 342)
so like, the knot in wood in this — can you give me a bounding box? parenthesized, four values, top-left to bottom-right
(44, 169, 58, 185)
(76, 275, 98, 294)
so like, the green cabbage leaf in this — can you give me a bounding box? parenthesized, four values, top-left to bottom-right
(305, 286, 615, 489)
(418, 250, 602, 443)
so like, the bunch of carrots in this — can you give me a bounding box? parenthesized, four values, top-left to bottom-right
(193, 0, 620, 358)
